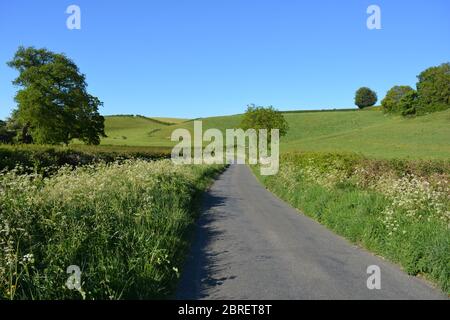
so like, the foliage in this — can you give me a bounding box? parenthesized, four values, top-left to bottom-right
(239, 105, 289, 139)
(0, 121, 16, 144)
(381, 62, 450, 117)
(7, 46, 106, 145)
(254, 152, 450, 293)
(0, 160, 224, 299)
(416, 62, 450, 114)
(398, 90, 420, 116)
(0, 144, 171, 175)
(354, 87, 378, 109)
(381, 86, 414, 114)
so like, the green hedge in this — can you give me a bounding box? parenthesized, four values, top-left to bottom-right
(0, 144, 171, 174)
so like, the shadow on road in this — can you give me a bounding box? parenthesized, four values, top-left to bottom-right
(177, 189, 234, 299)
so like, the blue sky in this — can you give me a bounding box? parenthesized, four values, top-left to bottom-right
(0, 0, 449, 120)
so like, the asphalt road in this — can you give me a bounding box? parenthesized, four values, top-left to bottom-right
(177, 165, 447, 300)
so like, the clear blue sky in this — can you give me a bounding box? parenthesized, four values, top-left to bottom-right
(0, 0, 449, 120)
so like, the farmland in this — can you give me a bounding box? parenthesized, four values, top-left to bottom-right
(1, 107, 449, 298)
(99, 109, 450, 160)
(94, 108, 450, 294)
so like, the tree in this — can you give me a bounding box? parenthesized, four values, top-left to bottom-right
(240, 105, 289, 141)
(398, 90, 419, 116)
(381, 85, 414, 114)
(7, 46, 106, 145)
(354, 87, 378, 109)
(416, 62, 450, 114)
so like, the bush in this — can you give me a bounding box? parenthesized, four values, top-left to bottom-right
(355, 87, 378, 109)
(381, 86, 414, 114)
(0, 144, 171, 175)
(0, 128, 16, 144)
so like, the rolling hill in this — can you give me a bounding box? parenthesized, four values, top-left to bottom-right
(100, 109, 450, 159)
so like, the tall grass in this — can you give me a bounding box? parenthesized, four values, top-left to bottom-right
(254, 152, 450, 293)
(0, 159, 223, 299)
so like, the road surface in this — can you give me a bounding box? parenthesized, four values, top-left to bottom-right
(177, 165, 446, 300)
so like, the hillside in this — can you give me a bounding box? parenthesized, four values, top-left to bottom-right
(101, 109, 450, 159)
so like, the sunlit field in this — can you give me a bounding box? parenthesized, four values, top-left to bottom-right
(99, 109, 450, 160)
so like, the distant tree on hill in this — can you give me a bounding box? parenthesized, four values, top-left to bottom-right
(416, 62, 450, 114)
(240, 105, 289, 141)
(7, 46, 106, 145)
(381, 86, 414, 114)
(355, 87, 378, 109)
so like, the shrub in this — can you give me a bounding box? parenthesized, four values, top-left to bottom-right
(355, 87, 378, 109)
(0, 144, 171, 175)
(0, 127, 16, 144)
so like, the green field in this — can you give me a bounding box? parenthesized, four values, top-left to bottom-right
(100, 109, 450, 159)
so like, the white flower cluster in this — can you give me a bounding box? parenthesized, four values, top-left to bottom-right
(0, 159, 215, 299)
(373, 173, 449, 233)
(277, 158, 450, 235)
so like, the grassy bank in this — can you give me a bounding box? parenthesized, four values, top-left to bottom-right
(0, 159, 224, 299)
(253, 152, 450, 293)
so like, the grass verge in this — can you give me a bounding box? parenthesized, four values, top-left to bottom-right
(253, 152, 450, 293)
(0, 159, 224, 299)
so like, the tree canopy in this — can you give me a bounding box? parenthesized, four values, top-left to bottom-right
(240, 105, 289, 139)
(7, 46, 106, 145)
(416, 62, 450, 114)
(354, 87, 378, 109)
(381, 85, 414, 114)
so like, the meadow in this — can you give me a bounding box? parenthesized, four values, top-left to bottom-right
(0, 159, 224, 299)
(99, 109, 450, 160)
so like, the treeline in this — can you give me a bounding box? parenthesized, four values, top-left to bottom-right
(381, 62, 450, 116)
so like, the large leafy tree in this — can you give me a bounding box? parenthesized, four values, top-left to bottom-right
(240, 105, 289, 141)
(7, 46, 106, 145)
(354, 87, 377, 109)
(416, 62, 450, 113)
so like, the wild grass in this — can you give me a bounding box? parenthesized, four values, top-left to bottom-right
(0, 159, 224, 299)
(253, 152, 450, 293)
(100, 109, 450, 160)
